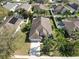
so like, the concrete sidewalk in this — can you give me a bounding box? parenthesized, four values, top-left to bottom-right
(30, 42, 40, 56)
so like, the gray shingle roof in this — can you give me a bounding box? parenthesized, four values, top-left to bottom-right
(29, 17, 52, 42)
(52, 5, 65, 14)
(63, 18, 79, 35)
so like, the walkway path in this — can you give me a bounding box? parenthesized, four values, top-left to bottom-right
(12, 55, 78, 59)
(29, 42, 40, 56)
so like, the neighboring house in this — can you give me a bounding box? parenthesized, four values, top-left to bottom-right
(51, 5, 67, 15)
(29, 17, 52, 42)
(63, 18, 79, 38)
(18, 3, 32, 12)
(66, 3, 79, 13)
(63, 21, 75, 36)
(3, 2, 20, 11)
(4, 14, 23, 30)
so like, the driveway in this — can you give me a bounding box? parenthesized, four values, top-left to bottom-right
(30, 42, 40, 56)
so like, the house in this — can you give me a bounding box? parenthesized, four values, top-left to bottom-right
(4, 14, 23, 30)
(52, 5, 67, 15)
(29, 17, 52, 42)
(52, 5, 64, 14)
(68, 3, 78, 10)
(63, 18, 79, 38)
(63, 21, 75, 35)
(3, 2, 19, 11)
(18, 3, 32, 12)
(67, 3, 79, 13)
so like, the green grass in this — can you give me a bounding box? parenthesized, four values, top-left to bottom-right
(77, 13, 79, 16)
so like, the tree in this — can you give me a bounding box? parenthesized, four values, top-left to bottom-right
(21, 20, 31, 33)
(17, 8, 28, 19)
(73, 40, 79, 56)
(0, 27, 15, 59)
(53, 29, 75, 56)
(17, 8, 33, 19)
(8, 11, 14, 16)
(59, 41, 75, 56)
(63, 10, 71, 18)
(33, 5, 46, 16)
(41, 36, 56, 56)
